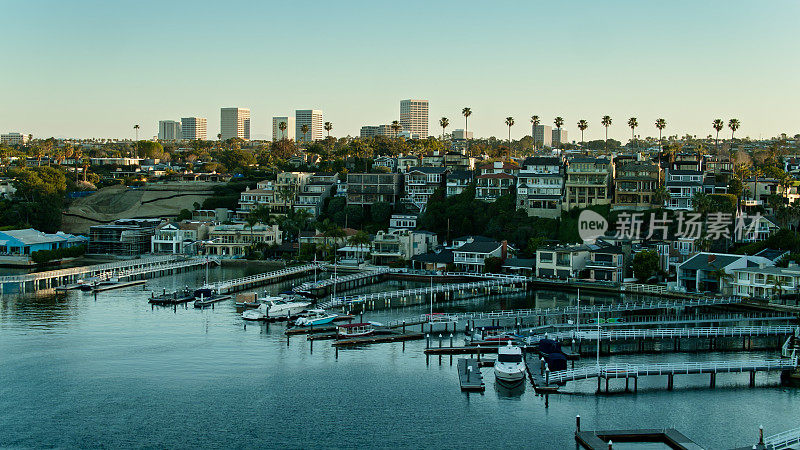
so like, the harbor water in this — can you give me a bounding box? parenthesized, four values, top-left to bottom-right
(1, 265, 798, 448)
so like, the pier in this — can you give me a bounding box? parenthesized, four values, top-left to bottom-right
(0, 255, 215, 294)
(457, 358, 485, 391)
(293, 268, 391, 297)
(210, 264, 318, 294)
(763, 426, 800, 449)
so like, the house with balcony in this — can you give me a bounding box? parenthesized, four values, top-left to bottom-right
(88, 219, 161, 256)
(562, 157, 612, 211)
(346, 173, 403, 206)
(452, 238, 506, 273)
(672, 152, 702, 172)
(204, 223, 282, 257)
(443, 151, 473, 171)
(516, 156, 563, 219)
(390, 214, 417, 230)
(476, 173, 515, 202)
(728, 264, 800, 300)
(665, 169, 703, 210)
(536, 244, 590, 279)
(676, 252, 774, 294)
(613, 162, 662, 210)
(397, 155, 420, 173)
(704, 155, 732, 175)
(0, 229, 87, 266)
(371, 229, 438, 265)
(238, 172, 312, 216)
(585, 245, 625, 282)
(373, 156, 397, 172)
(446, 170, 473, 197)
(403, 167, 448, 211)
(735, 214, 780, 243)
(151, 221, 210, 254)
(293, 173, 338, 217)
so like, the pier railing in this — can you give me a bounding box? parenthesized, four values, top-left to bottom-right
(765, 426, 800, 449)
(293, 267, 392, 294)
(212, 264, 318, 293)
(525, 325, 798, 344)
(0, 255, 183, 284)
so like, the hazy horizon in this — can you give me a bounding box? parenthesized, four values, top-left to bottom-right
(2, 0, 798, 142)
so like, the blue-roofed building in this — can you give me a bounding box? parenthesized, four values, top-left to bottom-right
(0, 229, 87, 266)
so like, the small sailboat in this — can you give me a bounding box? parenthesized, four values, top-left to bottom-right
(295, 309, 337, 327)
(494, 342, 526, 385)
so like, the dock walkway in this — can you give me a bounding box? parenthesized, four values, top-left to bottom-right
(457, 358, 485, 391)
(211, 264, 318, 294)
(525, 325, 798, 344)
(294, 268, 391, 298)
(764, 426, 800, 449)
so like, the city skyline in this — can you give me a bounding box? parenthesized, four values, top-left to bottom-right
(2, 0, 799, 141)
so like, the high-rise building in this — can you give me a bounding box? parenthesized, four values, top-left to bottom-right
(220, 107, 251, 141)
(295, 109, 323, 142)
(158, 120, 182, 141)
(533, 124, 553, 148)
(450, 129, 473, 153)
(360, 124, 394, 138)
(552, 129, 568, 148)
(272, 116, 296, 141)
(181, 117, 207, 140)
(0, 132, 29, 145)
(400, 99, 429, 139)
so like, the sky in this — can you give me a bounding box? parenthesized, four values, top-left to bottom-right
(2, 0, 799, 142)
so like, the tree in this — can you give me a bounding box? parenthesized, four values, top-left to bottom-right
(601, 115, 612, 151)
(278, 121, 287, 139)
(505, 117, 515, 155)
(655, 118, 666, 149)
(370, 201, 392, 224)
(553, 117, 564, 149)
(484, 256, 504, 273)
(577, 119, 588, 145)
(176, 209, 193, 221)
(692, 191, 711, 215)
(462, 107, 472, 155)
(391, 120, 401, 138)
(627, 117, 638, 147)
(300, 124, 310, 144)
(324, 121, 333, 138)
(652, 186, 670, 206)
(633, 249, 659, 282)
(530, 115, 540, 150)
(729, 118, 741, 140)
(712, 119, 724, 150)
(348, 230, 371, 263)
(439, 117, 449, 140)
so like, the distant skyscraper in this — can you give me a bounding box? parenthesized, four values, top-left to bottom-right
(400, 99, 429, 139)
(295, 110, 323, 142)
(552, 128, 568, 147)
(360, 124, 394, 138)
(533, 124, 553, 148)
(158, 120, 182, 141)
(181, 117, 207, 140)
(0, 132, 29, 145)
(220, 107, 251, 140)
(272, 116, 296, 141)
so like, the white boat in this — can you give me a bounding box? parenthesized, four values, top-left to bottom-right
(494, 342, 526, 385)
(337, 322, 375, 338)
(295, 309, 338, 327)
(241, 296, 311, 321)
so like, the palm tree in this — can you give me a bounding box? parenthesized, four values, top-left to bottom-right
(652, 185, 671, 206)
(601, 115, 612, 151)
(627, 117, 638, 148)
(348, 230, 371, 263)
(278, 121, 287, 140)
(712, 119, 724, 150)
(390, 120, 401, 138)
(728, 118, 740, 140)
(692, 191, 711, 215)
(439, 117, 450, 140)
(300, 124, 310, 144)
(577, 119, 588, 145)
(245, 215, 258, 251)
(133, 124, 140, 141)
(133, 124, 140, 158)
(324, 121, 333, 138)
(530, 115, 540, 151)
(462, 107, 472, 134)
(505, 117, 515, 157)
(553, 117, 564, 150)
(655, 118, 667, 149)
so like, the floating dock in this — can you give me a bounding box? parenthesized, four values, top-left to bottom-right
(575, 427, 702, 449)
(332, 332, 424, 347)
(90, 279, 146, 292)
(149, 289, 195, 305)
(457, 358, 485, 391)
(211, 264, 318, 294)
(193, 295, 231, 308)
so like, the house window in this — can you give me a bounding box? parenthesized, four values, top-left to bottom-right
(539, 252, 553, 263)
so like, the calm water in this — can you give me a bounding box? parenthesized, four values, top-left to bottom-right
(1, 266, 798, 449)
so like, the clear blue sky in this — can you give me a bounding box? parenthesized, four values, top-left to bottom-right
(2, 0, 798, 142)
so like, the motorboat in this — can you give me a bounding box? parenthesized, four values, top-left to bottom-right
(295, 309, 337, 327)
(470, 326, 515, 344)
(241, 296, 311, 321)
(494, 342, 526, 385)
(337, 322, 376, 338)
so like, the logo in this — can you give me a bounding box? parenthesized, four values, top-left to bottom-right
(578, 209, 608, 243)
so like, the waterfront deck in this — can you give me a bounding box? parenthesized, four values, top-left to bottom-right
(526, 325, 798, 344)
(457, 358, 485, 391)
(193, 294, 231, 308)
(211, 264, 318, 294)
(293, 268, 391, 297)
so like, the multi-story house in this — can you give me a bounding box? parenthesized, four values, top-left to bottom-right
(151, 221, 210, 254)
(389, 214, 417, 230)
(728, 263, 800, 300)
(704, 155, 733, 175)
(443, 152, 473, 171)
(370, 229, 438, 265)
(665, 169, 703, 210)
(293, 173, 338, 217)
(238, 172, 312, 216)
(373, 156, 397, 172)
(446, 170, 473, 197)
(452, 238, 506, 273)
(613, 162, 661, 210)
(421, 152, 444, 167)
(676, 252, 773, 294)
(536, 244, 590, 279)
(88, 219, 161, 256)
(672, 152, 702, 171)
(397, 155, 420, 173)
(346, 173, 403, 206)
(476, 172, 515, 202)
(516, 156, 563, 219)
(403, 167, 448, 211)
(204, 223, 282, 257)
(585, 245, 625, 282)
(562, 157, 612, 211)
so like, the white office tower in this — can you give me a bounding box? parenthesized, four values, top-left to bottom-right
(0, 132, 29, 145)
(295, 109, 323, 142)
(272, 116, 296, 141)
(220, 107, 251, 140)
(181, 117, 207, 140)
(400, 99, 429, 139)
(158, 120, 182, 140)
(533, 124, 553, 147)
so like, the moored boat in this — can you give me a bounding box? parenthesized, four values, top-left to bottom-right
(241, 296, 311, 321)
(494, 342, 526, 385)
(295, 309, 337, 327)
(337, 322, 375, 338)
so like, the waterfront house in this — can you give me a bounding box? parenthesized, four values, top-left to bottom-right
(536, 244, 590, 279)
(0, 229, 87, 266)
(516, 156, 563, 219)
(728, 263, 800, 300)
(88, 219, 161, 256)
(411, 248, 454, 271)
(562, 157, 613, 211)
(370, 229, 438, 265)
(585, 245, 625, 282)
(203, 223, 282, 257)
(676, 252, 774, 294)
(453, 238, 506, 273)
(151, 221, 209, 254)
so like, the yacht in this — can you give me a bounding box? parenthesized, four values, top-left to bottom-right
(241, 296, 311, 321)
(494, 342, 526, 385)
(295, 309, 338, 327)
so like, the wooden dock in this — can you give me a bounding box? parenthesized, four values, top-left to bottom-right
(148, 289, 195, 305)
(575, 428, 702, 449)
(193, 294, 231, 308)
(91, 279, 146, 292)
(332, 332, 424, 347)
(525, 353, 562, 392)
(211, 264, 318, 294)
(457, 358, 485, 391)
